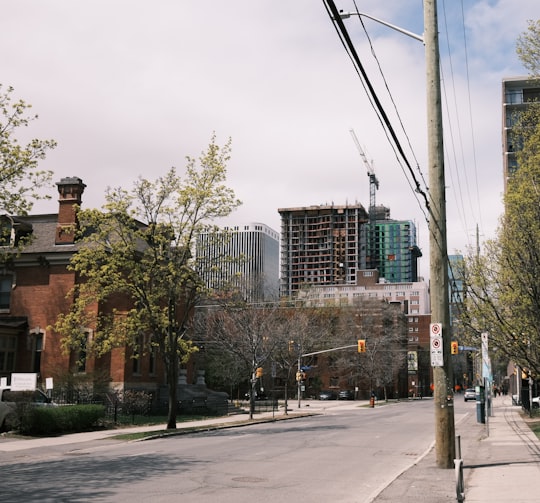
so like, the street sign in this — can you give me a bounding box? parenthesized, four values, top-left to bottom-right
(430, 323, 443, 367)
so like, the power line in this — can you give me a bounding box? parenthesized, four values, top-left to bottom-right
(322, 0, 430, 221)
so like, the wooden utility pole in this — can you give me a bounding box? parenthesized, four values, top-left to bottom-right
(424, 0, 455, 468)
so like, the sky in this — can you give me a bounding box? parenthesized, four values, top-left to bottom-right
(2, 0, 539, 280)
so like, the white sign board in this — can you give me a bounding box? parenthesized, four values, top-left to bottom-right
(45, 377, 54, 390)
(430, 323, 443, 367)
(10, 373, 37, 391)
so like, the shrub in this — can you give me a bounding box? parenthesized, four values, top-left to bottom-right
(19, 404, 106, 435)
(121, 390, 152, 423)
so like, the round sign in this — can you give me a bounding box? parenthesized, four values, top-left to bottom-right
(431, 323, 441, 335)
(432, 338, 441, 349)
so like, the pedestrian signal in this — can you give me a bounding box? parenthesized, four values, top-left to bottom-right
(358, 339, 366, 353)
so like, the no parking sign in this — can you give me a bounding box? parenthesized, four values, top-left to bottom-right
(430, 323, 443, 367)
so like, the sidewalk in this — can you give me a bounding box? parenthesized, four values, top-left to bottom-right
(372, 395, 540, 502)
(0, 399, 345, 453)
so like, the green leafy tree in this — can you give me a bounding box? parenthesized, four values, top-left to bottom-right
(53, 136, 240, 429)
(0, 85, 55, 256)
(462, 115, 540, 375)
(517, 19, 540, 77)
(460, 20, 540, 376)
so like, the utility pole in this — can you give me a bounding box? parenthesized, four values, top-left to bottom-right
(424, 0, 455, 468)
(327, 0, 455, 467)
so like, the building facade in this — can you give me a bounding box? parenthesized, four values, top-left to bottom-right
(278, 204, 422, 299)
(278, 204, 370, 298)
(296, 270, 433, 397)
(297, 272, 430, 315)
(196, 223, 279, 303)
(374, 218, 422, 283)
(502, 76, 540, 191)
(0, 178, 166, 394)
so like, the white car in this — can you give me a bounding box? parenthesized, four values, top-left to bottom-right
(464, 388, 476, 402)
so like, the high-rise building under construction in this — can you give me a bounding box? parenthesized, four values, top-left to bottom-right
(279, 203, 421, 298)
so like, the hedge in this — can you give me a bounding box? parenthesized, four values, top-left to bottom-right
(19, 404, 106, 435)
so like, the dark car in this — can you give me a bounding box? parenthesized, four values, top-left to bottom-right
(319, 390, 337, 400)
(338, 390, 355, 400)
(464, 388, 476, 402)
(244, 391, 268, 401)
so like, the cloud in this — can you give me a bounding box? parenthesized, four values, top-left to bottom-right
(2, 0, 538, 277)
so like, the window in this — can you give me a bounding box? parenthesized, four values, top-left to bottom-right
(0, 335, 17, 372)
(149, 344, 156, 375)
(0, 275, 13, 311)
(33, 333, 43, 374)
(132, 334, 143, 375)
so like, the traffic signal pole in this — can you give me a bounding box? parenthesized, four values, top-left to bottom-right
(297, 344, 359, 408)
(424, 0, 455, 468)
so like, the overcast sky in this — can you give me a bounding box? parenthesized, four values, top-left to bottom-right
(3, 0, 538, 279)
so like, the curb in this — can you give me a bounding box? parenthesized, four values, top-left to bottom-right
(132, 411, 320, 442)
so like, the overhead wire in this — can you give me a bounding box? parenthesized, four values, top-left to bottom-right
(459, 0, 485, 238)
(440, 0, 474, 252)
(351, 0, 429, 194)
(323, 0, 481, 293)
(322, 0, 430, 223)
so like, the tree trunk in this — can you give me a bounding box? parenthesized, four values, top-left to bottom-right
(166, 331, 179, 429)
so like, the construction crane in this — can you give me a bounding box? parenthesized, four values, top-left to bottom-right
(350, 128, 379, 270)
(349, 128, 379, 216)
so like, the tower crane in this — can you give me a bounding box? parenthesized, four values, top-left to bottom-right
(350, 128, 379, 270)
(349, 128, 379, 216)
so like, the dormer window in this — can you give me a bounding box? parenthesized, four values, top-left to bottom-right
(0, 215, 32, 248)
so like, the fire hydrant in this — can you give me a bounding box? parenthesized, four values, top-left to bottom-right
(369, 395, 375, 408)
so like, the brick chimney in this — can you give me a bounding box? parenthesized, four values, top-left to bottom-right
(55, 177, 86, 245)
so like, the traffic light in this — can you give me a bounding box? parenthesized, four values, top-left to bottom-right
(451, 341, 459, 355)
(256, 367, 263, 378)
(296, 371, 306, 382)
(358, 339, 366, 353)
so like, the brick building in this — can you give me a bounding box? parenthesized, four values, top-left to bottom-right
(0, 177, 166, 394)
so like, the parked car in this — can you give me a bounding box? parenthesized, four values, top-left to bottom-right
(0, 388, 56, 432)
(532, 396, 540, 409)
(464, 388, 476, 402)
(338, 390, 354, 400)
(244, 391, 268, 401)
(318, 390, 337, 400)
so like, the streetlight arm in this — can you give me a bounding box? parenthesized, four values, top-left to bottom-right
(338, 10, 424, 43)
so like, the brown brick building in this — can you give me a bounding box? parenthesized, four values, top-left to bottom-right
(0, 177, 166, 394)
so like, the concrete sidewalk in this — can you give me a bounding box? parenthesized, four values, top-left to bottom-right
(0, 399, 344, 453)
(372, 395, 540, 502)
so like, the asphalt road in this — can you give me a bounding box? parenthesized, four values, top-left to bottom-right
(1, 400, 442, 503)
